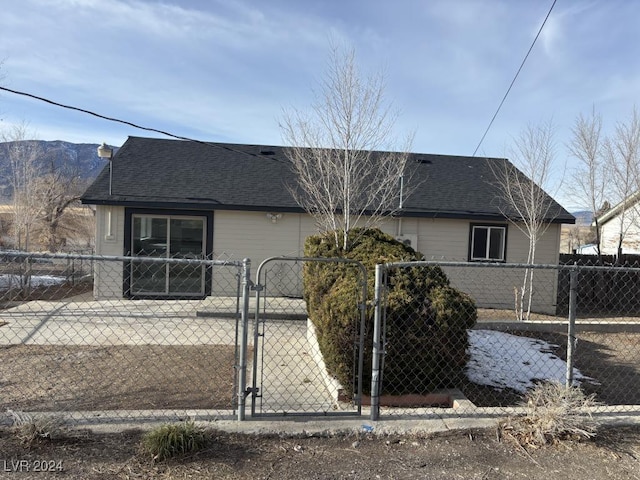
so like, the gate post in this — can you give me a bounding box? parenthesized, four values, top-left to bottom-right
(565, 264, 578, 388)
(237, 258, 251, 421)
(370, 264, 384, 421)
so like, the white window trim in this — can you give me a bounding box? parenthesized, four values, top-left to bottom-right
(470, 225, 506, 261)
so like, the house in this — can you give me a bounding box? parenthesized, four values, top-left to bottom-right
(81, 136, 574, 312)
(595, 192, 640, 255)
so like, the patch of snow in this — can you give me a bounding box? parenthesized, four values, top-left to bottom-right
(0, 275, 66, 289)
(466, 329, 593, 393)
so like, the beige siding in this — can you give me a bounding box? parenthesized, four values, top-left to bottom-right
(366, 218, 559, 314)
(441, 224, 561, 314)
(94, 206, 125, 299)
(91, 207, 563, 313)
(213, 211, 318, 261)
(212, 211, 320, 296)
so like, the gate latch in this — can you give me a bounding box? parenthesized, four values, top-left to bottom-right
(245, 387, 259, 398)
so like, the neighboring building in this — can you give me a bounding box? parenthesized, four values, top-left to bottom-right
(596, 192, 640, 255)
(81, 136, 574, 313)
(576, 243, 599, 255)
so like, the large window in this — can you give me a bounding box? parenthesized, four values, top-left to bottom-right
(126, 212, 210, 297)
(470, 225, 506, 261)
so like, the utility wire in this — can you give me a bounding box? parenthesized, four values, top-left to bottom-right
(0, 85, 294, 164)
(0, 85, 208, 145)
(472, 0, 557, 157)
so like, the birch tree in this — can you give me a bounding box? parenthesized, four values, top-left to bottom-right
(491, 121, 558, 320)
(281, 45, 413, 252)
(567, 109, 607, 258)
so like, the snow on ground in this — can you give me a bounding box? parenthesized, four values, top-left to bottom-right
(0, 275, 66, 289)
(466, 329, 593, 393)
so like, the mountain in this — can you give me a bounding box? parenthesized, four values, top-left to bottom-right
(571, 210, 593, 225)
(0, 140, 111, 200)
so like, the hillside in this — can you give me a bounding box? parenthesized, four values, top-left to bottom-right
(0, 140, 110, 200)
(572, 210, 593, 225)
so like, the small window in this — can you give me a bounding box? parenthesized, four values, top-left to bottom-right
(470, 225, 506, 261)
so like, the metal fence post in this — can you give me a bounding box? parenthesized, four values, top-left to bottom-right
(370, 264, 384, 421)
(237, 258, 251, 421)
(565, 264, 578, 388)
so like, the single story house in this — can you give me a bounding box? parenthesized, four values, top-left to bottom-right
(81, 136, 574, 312)
(596, 192, 640, 255)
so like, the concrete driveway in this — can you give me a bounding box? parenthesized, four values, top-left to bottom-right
(0, 297, 240, 346)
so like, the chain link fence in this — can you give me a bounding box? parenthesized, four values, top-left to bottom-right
(370, 261, 640, 419)
(3, 252, 640, 423)
(0, 251, 245, 422)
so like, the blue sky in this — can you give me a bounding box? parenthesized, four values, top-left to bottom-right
(1, 0, 639, 211)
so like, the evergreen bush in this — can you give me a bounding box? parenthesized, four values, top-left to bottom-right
(303, 228, 477, 397)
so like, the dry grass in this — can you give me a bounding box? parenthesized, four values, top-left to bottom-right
(499, 381, 598, 449)
(7, 409, 66, 446)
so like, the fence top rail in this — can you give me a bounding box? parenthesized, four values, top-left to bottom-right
(255, 255, 368, 278)
(382, 260, 640, 274)
(383, 260, 564, 270)
(0, 251, 244, 267)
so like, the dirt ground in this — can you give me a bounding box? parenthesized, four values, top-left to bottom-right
(0, 424, 639, 479)
(1, 331, 639, 413)
(0, 345, 239, 411)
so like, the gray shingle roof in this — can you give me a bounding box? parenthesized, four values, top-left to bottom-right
(81, 136, 574, 224)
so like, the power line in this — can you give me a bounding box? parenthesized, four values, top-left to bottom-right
(0, 85, 292, 164)
(0, 85, 207, 145)
(472, 0, 557, 157)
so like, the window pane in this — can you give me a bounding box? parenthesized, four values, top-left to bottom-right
(170, 219, 204, 257)
(169, 218, 205, 294)
(472, 227, 488, 259)
(133, 217, 167, 256)
(488, 228, 505, 260)
(131, 216, 169, 294)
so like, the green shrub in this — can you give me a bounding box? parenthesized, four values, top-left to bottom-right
(141, 421, 209, 461)
(303, 228, 477, 397)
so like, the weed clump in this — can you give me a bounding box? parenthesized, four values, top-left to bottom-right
(7, 410, 66, 447)
(500, 381, 598, 449)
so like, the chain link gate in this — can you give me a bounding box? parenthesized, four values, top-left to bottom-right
(249, 257, 367, 416)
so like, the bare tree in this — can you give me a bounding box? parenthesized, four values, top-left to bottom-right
(32, 171, 85, 252)
(491, 121, 558, 320)
(603, 107, 640, 258)
(280, 45, 413, 251)
(31, 148, 87, 252)
(1, 122, 42, 252)
(567, 108, 607, 258)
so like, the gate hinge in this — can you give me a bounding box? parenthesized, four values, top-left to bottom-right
(251, 283, 264, 292)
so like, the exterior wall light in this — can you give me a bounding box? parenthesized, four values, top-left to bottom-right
(97, 142, 114, 195)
